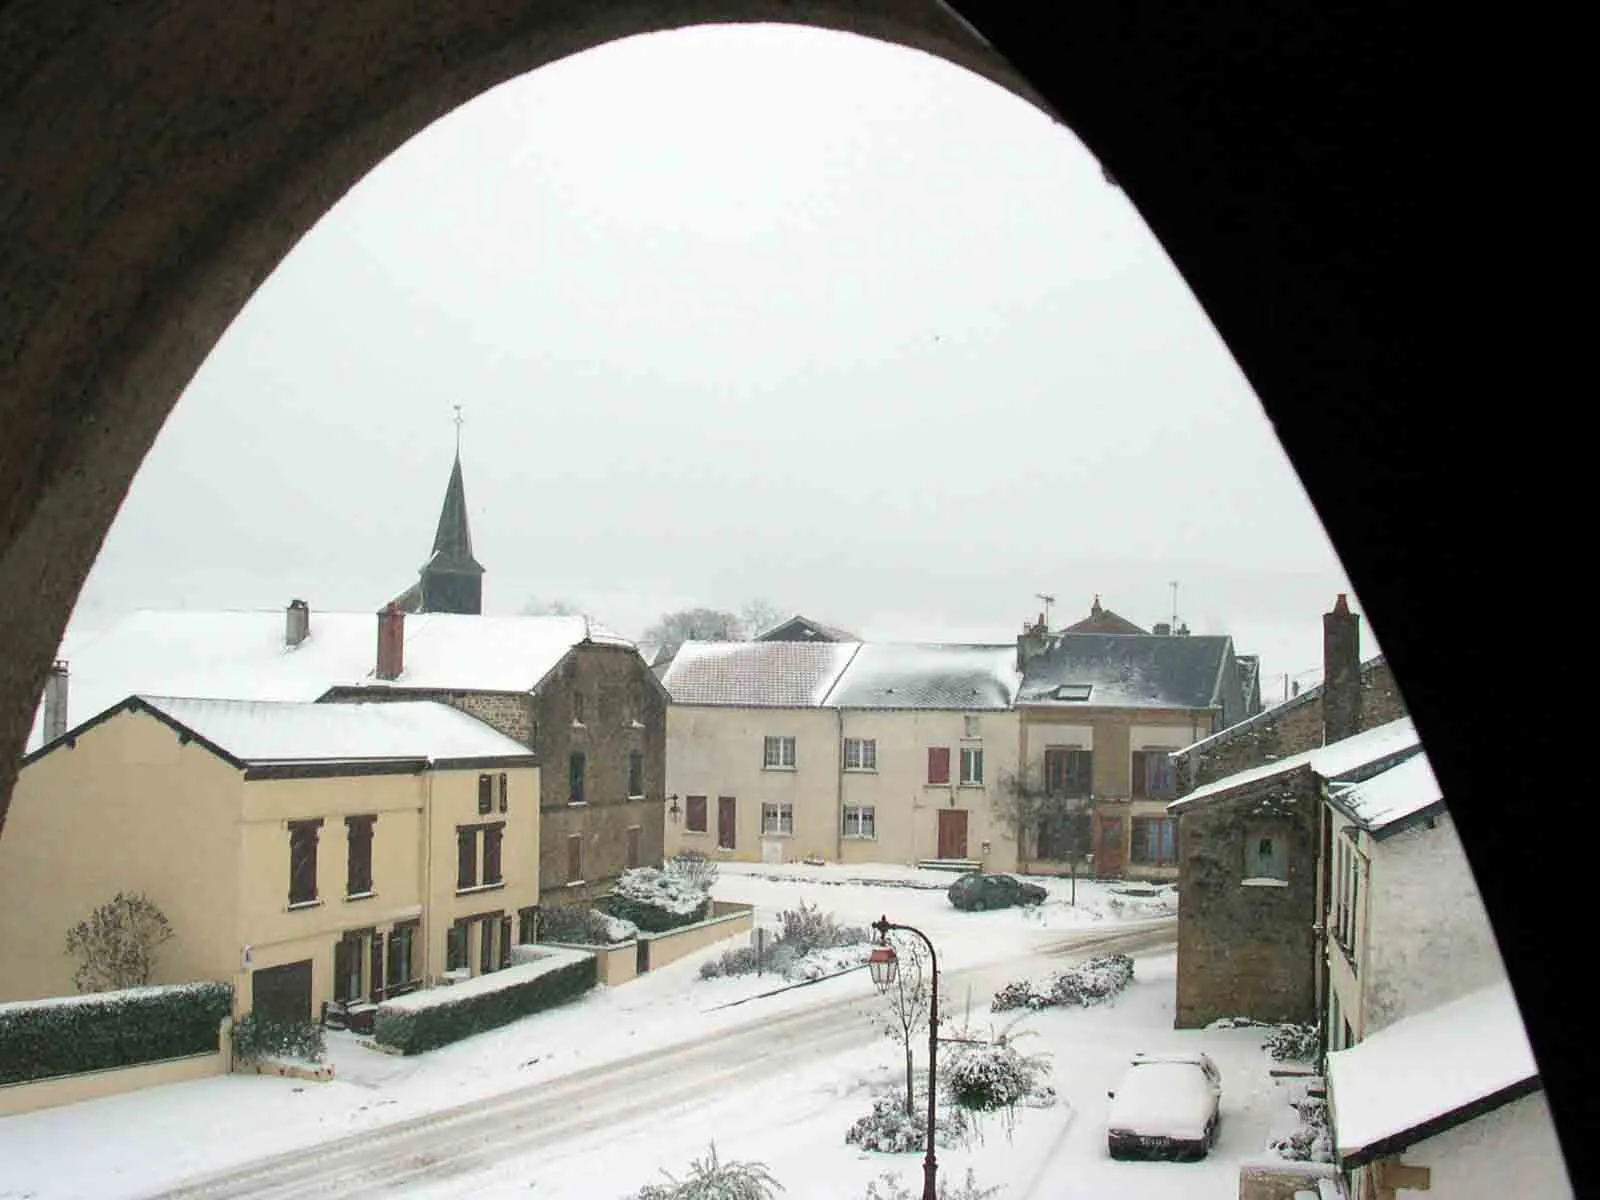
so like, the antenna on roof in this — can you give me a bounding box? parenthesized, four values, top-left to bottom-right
(1035, 593, 1055, 629)
(1169, 580, 1180, 630)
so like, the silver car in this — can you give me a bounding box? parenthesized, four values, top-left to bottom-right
(1106, 1051, 1222, 1161)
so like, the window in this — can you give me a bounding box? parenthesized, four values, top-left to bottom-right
(333, 931, 366, 1003)
(457, 822, 506, 891)
(626, 824, 642, 868)
(763, 735, 796, 769)
(628, 751, 644, 798)
(457, 827, 477, 890)
(1130, 816, 1179, 865)
(1333, 830, 1362, 954)
(446, 921, 468, 971)
(959, 747, 984, 785)
(572, 692, 586, 724)
(1053, 683, 1093, 701)
(345, 815, 375, 897)
(842, 805, 876, 839)
(386, 921, 417, 989)
(927, 747, 951, 785)
(686, 794, 708, 833)
(1131, 750, 1177, 798)
(483, 824, 503, 885)
(567, 834, 584, 882)
(517, 906, 538, 946)
(762, 802, 794, 836)
(477, 773, 493, 815)
(480, 915, 501, 974)
(843, 738, 877, 771)
(1245, 830, 1289, 881)
(964, 715, 981, 738)
(498, 772, 508, 813)
(1044, 748, 1093, 797)
(287, 819, 322, 906)
(1036, 812, 1091, 860)
(569, 752, 586, 805)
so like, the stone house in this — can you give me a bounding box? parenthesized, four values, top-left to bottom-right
(0, 695, 538, 1023)
(661, 640, 1022, 869)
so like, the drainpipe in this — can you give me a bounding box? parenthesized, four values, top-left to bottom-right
(835, 708, 845, 861)
(422, 771, 434, 982)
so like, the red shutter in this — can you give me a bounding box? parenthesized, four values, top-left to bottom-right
(928, 747, 950, 785)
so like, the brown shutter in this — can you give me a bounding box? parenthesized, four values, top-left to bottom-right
(928, 747, 951, 785)
(483, 825, 503, 884)
(567, 834, 583, 882)
(457, 828, 477, 889)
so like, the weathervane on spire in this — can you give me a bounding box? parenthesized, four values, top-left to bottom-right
(452, 404, 464, 455)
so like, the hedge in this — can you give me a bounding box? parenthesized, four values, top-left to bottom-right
(0, 981, 232, 1085)
(372, 951, 596, 1054)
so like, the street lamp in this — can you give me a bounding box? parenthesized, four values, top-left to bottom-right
(870, 915, 940, 1200)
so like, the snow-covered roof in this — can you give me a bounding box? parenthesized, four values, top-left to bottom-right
(1017, 632, 1234, 713)
(1327, 981, 1540, 1168)
(1168, 716, 1421, 813)
(27, 609, 635, 752)
(1328, 751, 1445, 837)
(661, 641, 861, 707)
(823, 643, 1019, 710)
(1172, 653, 1388, 758)
(31, 695, 533, 769)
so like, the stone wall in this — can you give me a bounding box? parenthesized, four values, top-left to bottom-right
(320, 687, 538, 751)
(1175, 766, 1322, 1027)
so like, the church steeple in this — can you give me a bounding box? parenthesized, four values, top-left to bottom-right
(415, 416, 485, 614)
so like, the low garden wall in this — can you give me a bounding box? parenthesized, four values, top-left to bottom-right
(639, 903, 753, 972)
(534, 939, 639, 986)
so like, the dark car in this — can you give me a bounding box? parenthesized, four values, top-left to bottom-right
(946, 872, 1048, 911)
(1106, 1052, 1223, 1161)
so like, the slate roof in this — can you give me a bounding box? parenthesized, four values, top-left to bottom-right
(1327, 752, 1445, 838)
(661, 641, 861, 707)
(824, 644, 1019, 710)
(753, 614, 860, 643)
(1062, 596, 1148, 635)
(1016, 633, 1235, 713)
(28, 609, 636, 752)
(1172, 653, 1389, 759)
(426, 452, 483, 576)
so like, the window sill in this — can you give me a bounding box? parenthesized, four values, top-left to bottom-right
(627, 793, 644, 801)
(565, 879, 587, 888)
(455, 881, 506, 896)
(843, 768, 877, 775)
(1241, 877, 1289, 888)
(287, 899, 322, 911)
(567, 800, 588, 808)
(958, 782, 985, 790)
(682, 827, 710, 837)
(843, 834, 877, 841)
(762, 765, 797, 773)
(761, 831, 795, 839)
(345, 891, 377, 903)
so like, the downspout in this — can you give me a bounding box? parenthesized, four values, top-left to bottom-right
(422, 769, 434, 982)
(835, 707, 845, 861)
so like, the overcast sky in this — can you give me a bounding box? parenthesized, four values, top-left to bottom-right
(72, 24, 1375, 697)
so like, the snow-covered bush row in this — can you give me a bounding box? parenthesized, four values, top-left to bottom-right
(231, 1012, 325, 1064)
(373, 951, 595, 1054)
(859, 1169, 1001, 1199)
(0, 980, 232, 1085)
(538, 904, 639, 946)
(844, 1093, 969, 1153)
(628, 1141, 782, 1199)
(603, 861, 715, 933)
(989, 953, 1134, 1012)
(698, 902, 870, 981)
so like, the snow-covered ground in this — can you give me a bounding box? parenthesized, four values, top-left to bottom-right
(0, 865, 1299, 1200)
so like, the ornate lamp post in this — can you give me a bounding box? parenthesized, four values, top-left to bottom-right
(869, 915, 940, 1200)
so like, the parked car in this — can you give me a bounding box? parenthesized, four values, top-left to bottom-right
(946, 872, 1048, 911)
(1105, 1051, 1222, 1161)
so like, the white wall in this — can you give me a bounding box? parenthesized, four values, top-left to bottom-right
(1365, 1090, 1573, 1200)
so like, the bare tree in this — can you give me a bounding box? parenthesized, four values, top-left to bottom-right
(520, 597, 582, 616)
(739, 598, 785, 640)
(65, 892, 174, 993)
(992, 767, 1093, 884)
(642, 607, 743, 659)
(875, 932, 947, 1117)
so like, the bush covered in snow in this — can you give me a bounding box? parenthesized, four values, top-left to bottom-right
(990, 953, 1134, 1012)
(776, 901, 869, 956)
(231, 1012, 325, 1064)
(857, 1169, 1000, 1200)
(699, 902, 870, 982)
(0, 980, 232, 1085)
(941, 1033, 1053, 1115)
(664, 851, 720, 895)
(629, 1141, 783, 1199)
(538, 904, 639, 946)
(604, 866, 712, 933)
(1264, 1022, 1320, 1063)
(373, 952, 595, 1054)
(844, 1093, 969, 1153)
(1270, 1093, 1332, 1163)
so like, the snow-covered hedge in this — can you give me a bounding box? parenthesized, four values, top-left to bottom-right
(603, 866, 711, 933)
(538, 904, 639, 946)
(845, 1093, 969, 1153)
(990, 953, 1134, 1012)
(941, 1035, 1054, 1114)
(699, 902, 869, 981)
(231, 1012, 325, 1064)
(0, 980, 232, 1085)
(372, 950, 595, 1054)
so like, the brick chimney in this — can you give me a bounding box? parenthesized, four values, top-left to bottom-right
(285, 599, 310, 648)
(1322, 593, 1362, 744)
(43, 660, 69, 742)
(376, 603, 405, 681)
(1017, 613, 1050, 671)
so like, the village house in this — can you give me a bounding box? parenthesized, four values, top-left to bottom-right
(0, 695, 538, 1025)
(1013, 601, 1256, 881)
(660, 640, 1022, 869)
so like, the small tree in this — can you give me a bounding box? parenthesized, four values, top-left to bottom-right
(739, 598, 785, 640)
(992, 767, 1092, 884)
(520, 597, 582, 616)
(642, 607, 744, 659)
(64, 891, 174, 993)
(875, 933, 946, 1117)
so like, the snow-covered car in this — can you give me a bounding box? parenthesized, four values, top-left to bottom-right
(1105, 1051, 1222, 1161)
(946, 872, 1048, 911)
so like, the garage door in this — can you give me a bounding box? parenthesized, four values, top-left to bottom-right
(251, 959, 313, 1025)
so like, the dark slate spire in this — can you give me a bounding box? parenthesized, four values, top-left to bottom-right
(416, 450, 485, 614)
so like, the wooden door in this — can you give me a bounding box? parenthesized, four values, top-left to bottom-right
(251, 959, 313, 1025)
(1096, 814, 1126, 877)
(937, 809, 969, 859)
(717, 796, 737, 850)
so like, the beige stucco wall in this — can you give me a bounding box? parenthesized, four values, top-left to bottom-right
(665, 706, 839, 863)
(0, 709, 242, 1001)
(640, 907, 753, 972)
(0, 1047, 226, 1118)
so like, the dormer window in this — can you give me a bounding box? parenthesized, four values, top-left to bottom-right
(1053, 683, 1093, 702)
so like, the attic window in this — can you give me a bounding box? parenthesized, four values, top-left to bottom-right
(1053, 684, 1093, 702)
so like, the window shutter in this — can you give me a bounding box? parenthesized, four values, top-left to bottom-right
(499, 773, 508, 813)
(928, 747, 950, 784)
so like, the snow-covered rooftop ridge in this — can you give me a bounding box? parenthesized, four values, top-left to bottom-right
(1168, 715, 1421, 812)
(661, 640, 862, 707)
(822, 642, 1020, 710)
(1329, 751, 1444, 836)
(1016, 631, 1236, 713)
(1326, 980, 1538, 1167)
(1172, 652, 1388, 758)
(132, 695, 532, 764)
(26, 608, 639, 753)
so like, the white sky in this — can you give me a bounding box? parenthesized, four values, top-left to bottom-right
(73, 24, 1376, 695)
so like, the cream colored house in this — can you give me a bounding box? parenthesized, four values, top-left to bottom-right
(662, 641, 1021, 869)
(0, 695, 538, 1023)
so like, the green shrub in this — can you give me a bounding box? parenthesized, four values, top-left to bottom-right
(231, 1012, 326, 1063)
(630, 1142, 782, 1199)
(538, 904, 638, 945)
(602, 867, 710, 933)
(0, 981, 232, 1085)
(373, 954, 596, 1054)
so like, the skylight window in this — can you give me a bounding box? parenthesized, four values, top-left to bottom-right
(1054, 683, 1093, 701)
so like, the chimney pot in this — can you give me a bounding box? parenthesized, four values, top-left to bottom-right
(1154, 622, 1172, 636)
(43, 660, 70, 742)
(286, 599, 310, 648)
(1323, 594, 1362, 743)
(376, 603, 405, 681)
